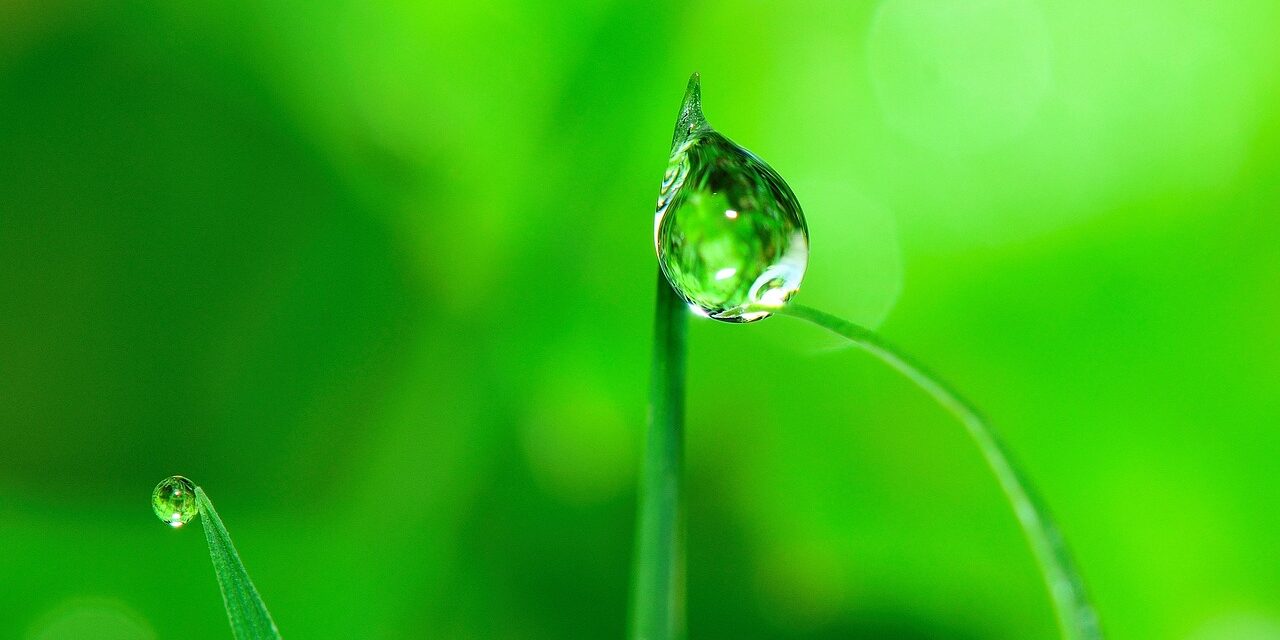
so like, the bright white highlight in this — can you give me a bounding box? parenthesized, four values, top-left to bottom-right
(757, 287, 789, 307)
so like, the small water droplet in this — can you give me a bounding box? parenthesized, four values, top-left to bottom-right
(655, 74, 808, 323)
(151, 475, 199, 528)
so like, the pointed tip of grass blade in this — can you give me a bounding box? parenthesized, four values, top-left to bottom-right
(685, 71, 701, 97)
(195, 486, 282, 640)
(672, 73, 706, 149)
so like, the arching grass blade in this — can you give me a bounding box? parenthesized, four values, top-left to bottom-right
(779, 303, 1102, 640)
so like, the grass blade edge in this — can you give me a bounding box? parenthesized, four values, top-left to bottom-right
(195, 486, 282, 640)
(629, 271, 689, 640)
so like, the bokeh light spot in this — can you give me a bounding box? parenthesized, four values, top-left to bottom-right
(25, 599, 154, 640)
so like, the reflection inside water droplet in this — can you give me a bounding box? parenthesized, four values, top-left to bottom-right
(151, 475, 199, 528)
(655, 75, 808, 323)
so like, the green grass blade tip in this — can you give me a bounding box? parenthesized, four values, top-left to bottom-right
(195, 486, 282, 640)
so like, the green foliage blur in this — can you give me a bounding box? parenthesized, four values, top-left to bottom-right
(2, 1, 1278, 638)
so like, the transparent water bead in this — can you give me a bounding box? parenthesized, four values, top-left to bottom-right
(655, 74, 808, 323)
(151, 475, 199, 528)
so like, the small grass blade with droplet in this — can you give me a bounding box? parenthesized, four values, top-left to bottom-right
(778, 303, 1103, 640)
(194, 486, 282, 640)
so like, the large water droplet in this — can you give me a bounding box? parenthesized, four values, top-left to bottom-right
(655, 74, 808, 323)
(151, 475, 199, 528)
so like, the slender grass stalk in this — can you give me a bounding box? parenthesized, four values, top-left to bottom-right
(629, 273, 688, 640)
(778, 303, 1102, 640)
(194, 486, 283, 640)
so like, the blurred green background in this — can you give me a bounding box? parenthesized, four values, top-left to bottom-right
(2, 0, 1278, 638)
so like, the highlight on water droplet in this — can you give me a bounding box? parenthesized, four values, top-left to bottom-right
(151, 475, 200, 528)
(654, 73, 809, 323)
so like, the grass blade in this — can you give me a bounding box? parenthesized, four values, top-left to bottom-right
(630, 272, 688, 640)
(195, 486, 282, 640)
(779, 303, 1103, 640)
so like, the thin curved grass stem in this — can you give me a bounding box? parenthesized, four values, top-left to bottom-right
(778, 303, 1102, 640)
(630, 272, 688, 640)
